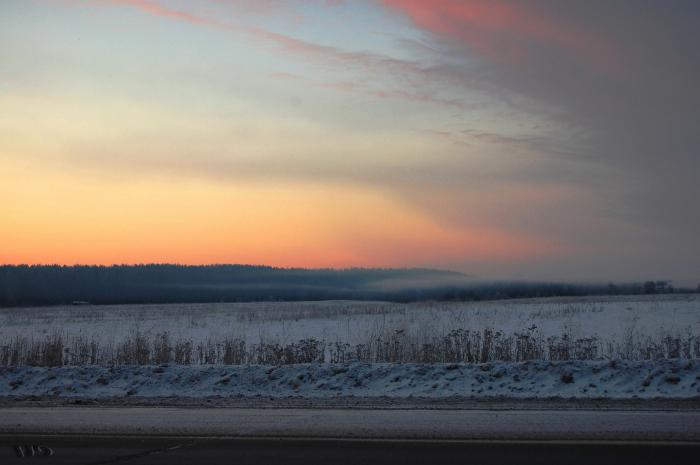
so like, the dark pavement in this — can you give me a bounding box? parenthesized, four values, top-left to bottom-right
(1, 435, 699, 465)
(2, 406, 699, 464)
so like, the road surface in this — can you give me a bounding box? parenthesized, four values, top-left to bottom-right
(2, 407, 700, 440)
(1, 407, 699, 464)
(2, 436, 699, 465)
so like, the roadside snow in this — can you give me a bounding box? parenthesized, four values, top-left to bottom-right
(2, 360, 699, 399)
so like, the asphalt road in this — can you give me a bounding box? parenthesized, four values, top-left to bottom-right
(1, 407, 699, 464)
(1, 436, 699, 465)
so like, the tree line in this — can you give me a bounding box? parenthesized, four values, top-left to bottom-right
(0, 264, 695, 307)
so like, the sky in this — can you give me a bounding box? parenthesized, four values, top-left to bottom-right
(1, 0, 699, 284)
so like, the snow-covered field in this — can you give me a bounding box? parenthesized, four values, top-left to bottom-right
(1, 295, 699, 400)
(3, 294, 699, 346)
(1, 294, 699, 365)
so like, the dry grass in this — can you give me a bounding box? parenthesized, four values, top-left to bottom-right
(1, 326, 697, 367)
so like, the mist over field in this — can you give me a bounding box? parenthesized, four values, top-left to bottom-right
(1, 265, 691, 307)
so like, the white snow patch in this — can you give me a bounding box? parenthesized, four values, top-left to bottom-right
(2, 360, 699, 399)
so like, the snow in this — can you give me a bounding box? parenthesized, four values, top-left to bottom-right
(1, 294, 698, 356)
(2, 359, 699, 399)
(2, 295, 699, 400)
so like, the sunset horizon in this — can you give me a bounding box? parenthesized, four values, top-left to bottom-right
(2, 0, 698, 284)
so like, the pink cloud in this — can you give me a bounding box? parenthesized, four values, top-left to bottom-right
(382, 0, 624, 75)
(87, 0, 469, 108)
(108, 0, 225, 27)
(96, 1, 374, 66)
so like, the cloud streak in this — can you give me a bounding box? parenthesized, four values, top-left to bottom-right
(87, 0, 490, 110)
(382, 0, 625, 75)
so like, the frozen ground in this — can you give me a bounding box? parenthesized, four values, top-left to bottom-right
(2, 359, 699, 399)
(2, 294, 698, 345)
(1, 294, 699, 365)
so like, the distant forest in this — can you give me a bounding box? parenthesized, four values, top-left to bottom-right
(0, 265, 694, 307)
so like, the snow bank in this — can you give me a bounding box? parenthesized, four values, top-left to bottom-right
(2, 360, 699, 399)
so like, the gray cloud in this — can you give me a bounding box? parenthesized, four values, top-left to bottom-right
(381, 0, 700, 282)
